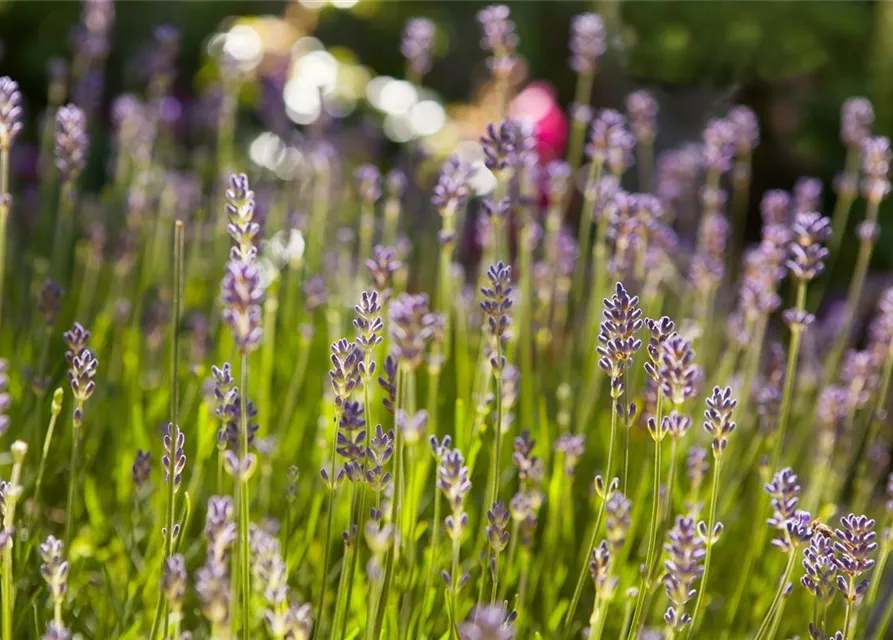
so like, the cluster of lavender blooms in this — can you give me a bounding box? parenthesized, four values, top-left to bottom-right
(1, 4, 893, 640)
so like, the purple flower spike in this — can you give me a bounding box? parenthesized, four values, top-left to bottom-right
(626, 90, 658, 143)
(401, 18, 436, 79)
(787, 211, 831, 283)
(55, 104, 88, 181)
(0, 76, 23, 151)
(841, 97, 874, 149)
(569, 13, 606, 76)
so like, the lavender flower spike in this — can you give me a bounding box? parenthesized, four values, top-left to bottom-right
(569, 13, 606, 76)
(0, 77, 23, 151)
(55, 105, 88, 181)
(401, 18, 436, 79)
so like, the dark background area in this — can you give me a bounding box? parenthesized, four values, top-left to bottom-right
(0, 0, 890, 280)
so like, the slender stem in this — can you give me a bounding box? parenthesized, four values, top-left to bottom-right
(687, 456, 722, 636)
(238, 354, 251, 634)
(753, 550, 796, 640)
(562, 396, 616, 640)
(490, 340, 504, 506)
(420, 475, 443, 637)
(842, 576, 855, 640)
(874, 579, 893, 640)
(1, 445, 24, 640)
(628, 397, 663, 638)
(771, 282, 806, 472)
(313, 394, 343, 640)
(450, 531, 460, 640)
(567, 73, 594, 173)
(571, 160, 603, 316)
(63, 401, 83, 548)
(33, 389, 65, 509)
(825, 200, 879, 381)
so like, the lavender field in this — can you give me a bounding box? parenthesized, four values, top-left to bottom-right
(0, 2, 891, 639)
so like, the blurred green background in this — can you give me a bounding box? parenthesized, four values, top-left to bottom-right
(0, 0, 891, 275)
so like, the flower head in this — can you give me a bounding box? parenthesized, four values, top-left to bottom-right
(401, 17, 436, 78)
(787, 211, 831, 283)
(0, 76, 23, 151)
(596, 282, 643, 383)
(586, 109, 635, 175)
(433, 155, 474, 218)
(861, 136, 891, 203)
(626, 90, 658, 143)
(663, 516, 705, 630)
(841, 97, 874, 149)
(703, 386, 736, 457)
(55, 104, 88, 181)
(569, 13, 606, 75)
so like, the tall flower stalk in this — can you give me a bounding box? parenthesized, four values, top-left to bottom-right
(220, 174, 265, 633)
(687, 386, 737, 635)
(0, 77, 23, 336)
(62, 323, 97, 548)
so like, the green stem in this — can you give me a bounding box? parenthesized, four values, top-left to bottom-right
(843, 576, 855, 640)
(490, 340, 504, 506)
(33, 389, 64, 510)
(628, 395, 663, 639)
(562, 396, 616, 640)
(63, 401, 83, 549)
(825, 200, 878, 381)
(771, 282, 807, 473)
(752, 548, 796, 640)
(687, 456, 722, 636)
(238, 354, 251, 635)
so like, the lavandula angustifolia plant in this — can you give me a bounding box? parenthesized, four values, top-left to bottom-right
(727, 105, 760, 271)
(597, 282, 643, 492)
(485, 501, 510, 603)
(458, 603, 516, 640)
(433, 155, 473, 359)
(162, 554, 187, 640)
(662, 516, 705, 638)
(439, 447, 472, 638)
(481, 261, 513, 504)
(51, 104, 88, 280)
(827, 136, 891, 378)
(753, 470, 812, 640)
(334, 291, 382, 637)
(564, 284, 642, 638)
(802, 532, 838, 632)
(355, 165, 381, 277)
(62, 323, 97, 547)
(587, 540, 616, 640)
(149, 218, 186, 640)
(0, 76, 22, 335)
(477, 4, 517, 118)
(0, 441, 25, 640)
(834, 514, 877, 638)
(687, 386, 737, 635)
(480, 119, 526, 260)
(317, 338, 357, 637)
(566, 12, 606, 170)
(220, 173, 265, 633)
(827, 97, 874, 264)
(39, 535, 69, 631)
(582, 111, 635, 316)
(776, 211, 830, 468)
(197, 497, 236, 638)
(401, 17, 436, 84)
(626, 90, 658, 191)
(332, 400, 366, 637)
